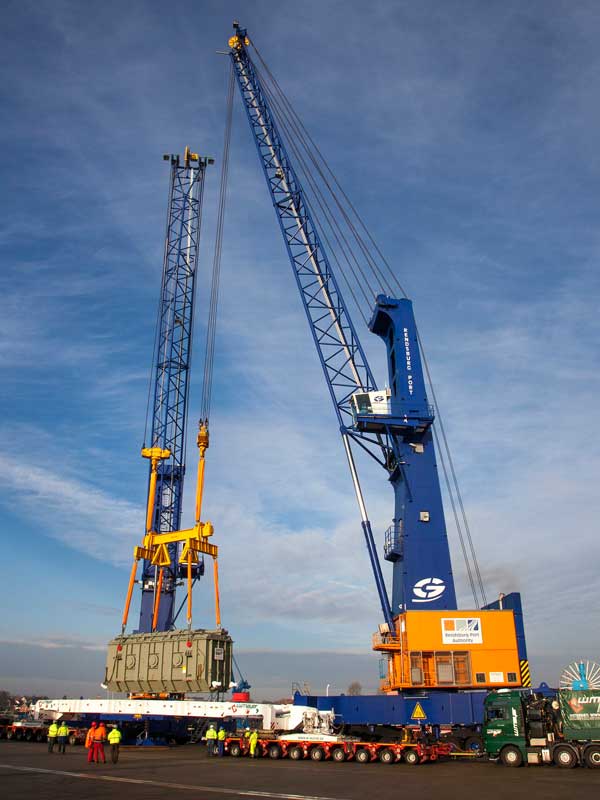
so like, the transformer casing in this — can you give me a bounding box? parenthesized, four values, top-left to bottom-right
(104, 629, 233, 694)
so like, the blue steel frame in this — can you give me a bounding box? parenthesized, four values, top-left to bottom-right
(230, 39, 376, 428)
(230, 31, 460, 627)
(229, 34, 400, 629)
(229, 29, 464, 629)
(138, 154, 209, 632)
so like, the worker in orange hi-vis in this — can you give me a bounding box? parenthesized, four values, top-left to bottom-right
(85, 722, 97, 763)
(92, 722, 107, 764)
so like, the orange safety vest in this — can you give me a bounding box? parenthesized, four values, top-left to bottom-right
(85, 728, 95, 748)
(93, 726, 107, 742)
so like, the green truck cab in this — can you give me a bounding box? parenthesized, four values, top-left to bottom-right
(483, 689, 600, 768)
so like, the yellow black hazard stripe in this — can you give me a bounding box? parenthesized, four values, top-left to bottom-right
(520, 659, 531, 687)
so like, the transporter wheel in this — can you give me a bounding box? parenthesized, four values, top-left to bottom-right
(6, 730, 15, 740)
(378, 748, 394, 764)
(403, 749, 420, 766)
(585, 746, 600, 768)
(229, 742, 242, 757)
(35, 731, 45, 743)
(268, 744, 281, 760)
(25, 731, 34, 742)
(69, 735, 78, 746)
(289, 746, 304, 761)
(331, 746, 346, 762)
(355, 748, 371, 764)
(554, 746, 578, 769)
(500, 746, 523, 768)
(464, 735, 483, 754)
(310, 746, 325, 762)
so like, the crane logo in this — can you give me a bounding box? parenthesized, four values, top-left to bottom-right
(412, 577, 445, 603)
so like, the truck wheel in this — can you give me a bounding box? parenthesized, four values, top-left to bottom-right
(331, 747, 346, 762)
(268, 744, 281, 759)
(585, 746, 600, 768)
(69, 735, 78, 746)
(35, 732, 45, 742)
(229, 742, 242, 757)
(310, 746, 325, 762)
(403, 749, 420, 766)
(378, 748, 394, 764)
(554, 746, 577, 769)
(355, 748, 371, 764)
(289, 746, 303, 760)
(500, 746, 523, 767)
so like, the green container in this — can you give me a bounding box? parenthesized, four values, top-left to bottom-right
(559, 690, 600, 740)
(104, 629, 233, 694)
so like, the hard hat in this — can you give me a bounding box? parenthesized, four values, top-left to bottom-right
(91, 722, 97, 727)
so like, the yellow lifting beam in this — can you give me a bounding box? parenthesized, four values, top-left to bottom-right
(120, 422, 221, 634)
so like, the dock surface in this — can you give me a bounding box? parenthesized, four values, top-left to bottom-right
(2, 742, 599, 799)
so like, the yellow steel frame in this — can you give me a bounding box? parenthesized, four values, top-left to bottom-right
(121, 422, 221, 633)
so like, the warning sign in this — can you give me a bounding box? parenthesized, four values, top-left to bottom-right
(410, 702, 427, 720)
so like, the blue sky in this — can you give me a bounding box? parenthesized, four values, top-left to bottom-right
(1, 0, 599, 698)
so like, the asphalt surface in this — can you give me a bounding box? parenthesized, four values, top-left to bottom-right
(2, 742, 600, 800)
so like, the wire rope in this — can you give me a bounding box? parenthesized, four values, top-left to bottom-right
(200, 62, 234, 423)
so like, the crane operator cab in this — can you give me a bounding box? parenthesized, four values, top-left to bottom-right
(350, 296, 434, 436)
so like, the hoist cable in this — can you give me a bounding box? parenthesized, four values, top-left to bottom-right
(256, 68, 379, 307)
(248, 41, 487, 605)
(200, 62, 234, 422)
(255, 72, 372, 323)
(143, 168, 177, 448)
(419, 334, 487, 607)
(254, 58, 384, 303)
(252, 42, 407, 300)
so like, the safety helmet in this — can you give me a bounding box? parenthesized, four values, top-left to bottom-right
(91, 722, 97, 727)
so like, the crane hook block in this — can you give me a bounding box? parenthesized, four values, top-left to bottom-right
(141, 447, 171, 461)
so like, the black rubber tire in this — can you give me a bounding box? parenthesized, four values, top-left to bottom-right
(6, 730, 15, 740)
(378, 748, 394, 764)
(268, 745, 281, 760)
(464, 735, 483, 754)
(35, 732, 45, 742)
(289, 746, 304, 761)
(355, 748, 370, 764)
(68, 735, 78, 746)
(310, 746, 325, 762)
(331, 747, 346, 762)
(554, 746, 578, 769)
(500, 745, 523, 768)
(584, 746, 600, 769)
(25, 731, 34, 742)
(403, 749, 420, 766)
(229, 742, 242, 757)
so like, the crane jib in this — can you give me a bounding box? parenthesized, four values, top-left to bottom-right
(229, 28, 458, 624)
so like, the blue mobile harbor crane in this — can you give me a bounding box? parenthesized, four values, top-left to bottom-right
(228, 24, 529, 739)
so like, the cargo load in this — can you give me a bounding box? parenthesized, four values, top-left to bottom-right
(104, 629, 233, 694)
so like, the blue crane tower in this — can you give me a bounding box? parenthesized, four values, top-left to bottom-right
(228, 26, 456, 626)
(138, 148, 213, 633)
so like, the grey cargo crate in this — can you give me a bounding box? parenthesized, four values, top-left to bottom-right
(104, 629, 233, 694)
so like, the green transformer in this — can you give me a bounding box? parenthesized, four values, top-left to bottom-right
(104, 629, 233, 694)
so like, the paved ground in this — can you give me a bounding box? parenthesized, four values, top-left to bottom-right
(2, 742, 600, 800)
